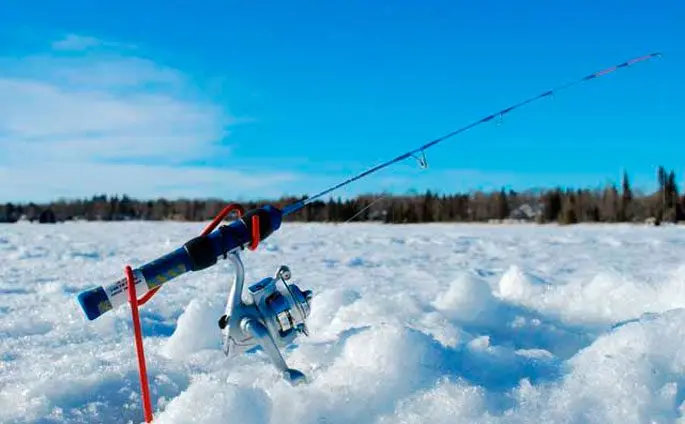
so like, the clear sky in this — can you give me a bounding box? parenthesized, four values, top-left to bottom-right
(0, 0, 682, 203)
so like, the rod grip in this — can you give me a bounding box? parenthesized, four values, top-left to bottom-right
(76, 206, 283, 321)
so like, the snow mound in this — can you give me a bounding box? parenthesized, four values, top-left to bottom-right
(497, 264, 549, 300)
(305, 287, 362, 341)
(155, 374, 271, 424)
(377, 378, 491, 424)
(498, 263, 685, 327)
(162, 299, 224, 360)
(507, 308, 685, 423)
(432, 273, 498, 324)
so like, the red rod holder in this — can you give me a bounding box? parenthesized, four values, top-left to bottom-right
(200, 203, 246, 237)
(125, 203, 260, 423)
(126, 265, 154, 423)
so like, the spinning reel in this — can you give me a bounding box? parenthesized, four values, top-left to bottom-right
(217, 251, 313, 385)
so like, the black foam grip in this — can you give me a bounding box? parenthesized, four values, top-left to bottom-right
(183, 235, 218, 271)
(241, 208, 275, 240)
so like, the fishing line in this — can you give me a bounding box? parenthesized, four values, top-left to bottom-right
(343, 194, 390, 223)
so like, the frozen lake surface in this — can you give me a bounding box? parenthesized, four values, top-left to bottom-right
(2, 221, 685, 423)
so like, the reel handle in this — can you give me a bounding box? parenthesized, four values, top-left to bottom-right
(241, 318, 306, 385)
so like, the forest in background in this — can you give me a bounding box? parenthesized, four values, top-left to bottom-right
(1, 166, 684, 225)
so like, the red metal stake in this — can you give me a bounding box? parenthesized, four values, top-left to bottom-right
(126, 265, 154, 423)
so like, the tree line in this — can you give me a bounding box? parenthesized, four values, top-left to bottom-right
(1, 166, 683, 225)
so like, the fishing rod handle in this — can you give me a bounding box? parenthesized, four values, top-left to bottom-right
(76, 206, 283, 321)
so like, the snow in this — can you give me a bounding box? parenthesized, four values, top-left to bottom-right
(2, 221, 685, 423)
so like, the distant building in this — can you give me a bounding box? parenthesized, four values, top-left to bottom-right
(509, 203, 543, 221)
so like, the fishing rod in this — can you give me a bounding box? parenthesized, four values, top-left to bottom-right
(75, 52, 662, 386)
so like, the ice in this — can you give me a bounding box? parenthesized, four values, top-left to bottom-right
(2, 221, 685, 423)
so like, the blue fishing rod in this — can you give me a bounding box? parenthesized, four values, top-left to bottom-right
(76, 52, 661, 322)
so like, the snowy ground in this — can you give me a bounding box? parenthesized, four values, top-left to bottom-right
(2, 221, 685, 423)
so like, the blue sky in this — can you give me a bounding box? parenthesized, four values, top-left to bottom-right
(0, 0, 682, 203)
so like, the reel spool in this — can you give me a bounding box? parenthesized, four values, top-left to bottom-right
(218, 251, 313, 385)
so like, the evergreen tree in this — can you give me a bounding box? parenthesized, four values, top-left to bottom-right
(496, 188, 510, 220)
(422, 190, 435, 223)
(663, 170, 682, 222)
(620, 170, 633, 222)
(542, 189, 563, 222)
(600, 184, 620, 222)
(5, 203, 16, 223)
(559, 193, 578, 225)
(657, 165, 667, 219)
(666, 171, 678, 208)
